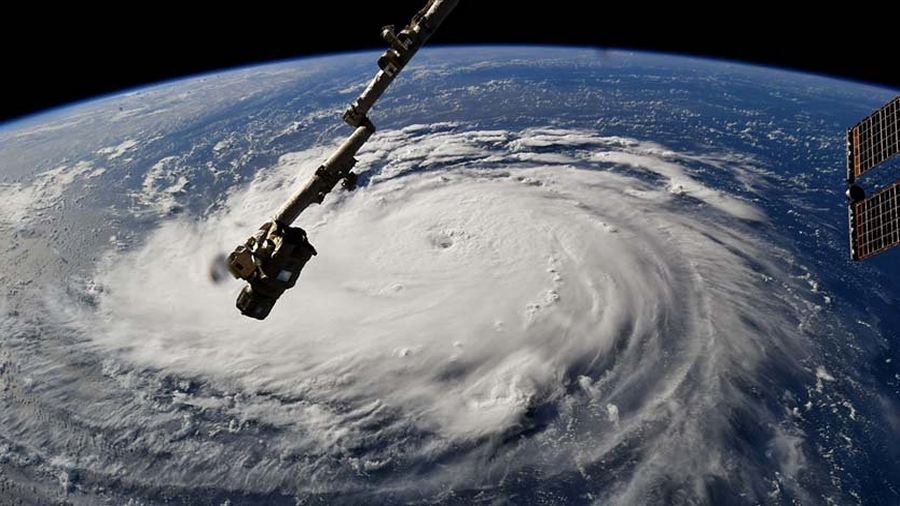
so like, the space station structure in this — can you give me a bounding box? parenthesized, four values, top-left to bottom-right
(845, 96, 900, 261)
(226, 0, 459, 319)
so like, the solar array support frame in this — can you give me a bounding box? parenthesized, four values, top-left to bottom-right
(847, 96, 900, 260)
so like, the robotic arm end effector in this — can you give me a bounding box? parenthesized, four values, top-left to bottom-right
(227, 221, 317, 320)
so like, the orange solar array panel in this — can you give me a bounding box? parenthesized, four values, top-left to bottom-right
(849, 180, 900, 260)
(847, 96, 900, 261)
(847, 97, 900, 181)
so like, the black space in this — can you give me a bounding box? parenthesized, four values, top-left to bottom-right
(4, 3, 898, 124)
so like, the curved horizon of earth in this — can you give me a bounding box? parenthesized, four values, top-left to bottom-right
(0, 46, 898, 505)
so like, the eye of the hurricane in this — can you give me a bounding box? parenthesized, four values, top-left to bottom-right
(42, 123, 822, 502)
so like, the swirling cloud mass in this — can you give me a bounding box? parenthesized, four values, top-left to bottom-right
(25, 123, 836, 504)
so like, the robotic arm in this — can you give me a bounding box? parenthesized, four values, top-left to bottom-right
(227, 0, 459, 319)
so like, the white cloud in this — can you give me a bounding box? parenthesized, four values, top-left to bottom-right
(0, 161, 99, 228)
(130, 155, 194, 216)
(60, 125, 817, 501)
(97, 138, 139, 160)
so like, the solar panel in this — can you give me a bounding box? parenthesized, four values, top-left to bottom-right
(846, 96, 900, 261)
(847, 97, 900, 182)
(849, 180, 900, 260)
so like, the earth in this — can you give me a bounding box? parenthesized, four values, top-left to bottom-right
(0, 46, 898, 506)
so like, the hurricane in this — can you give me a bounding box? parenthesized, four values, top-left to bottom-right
(1, 48, 896, 505)
(0, 124, 832, 504)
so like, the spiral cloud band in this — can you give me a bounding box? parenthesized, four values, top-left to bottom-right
(22, 124, 827, 504)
